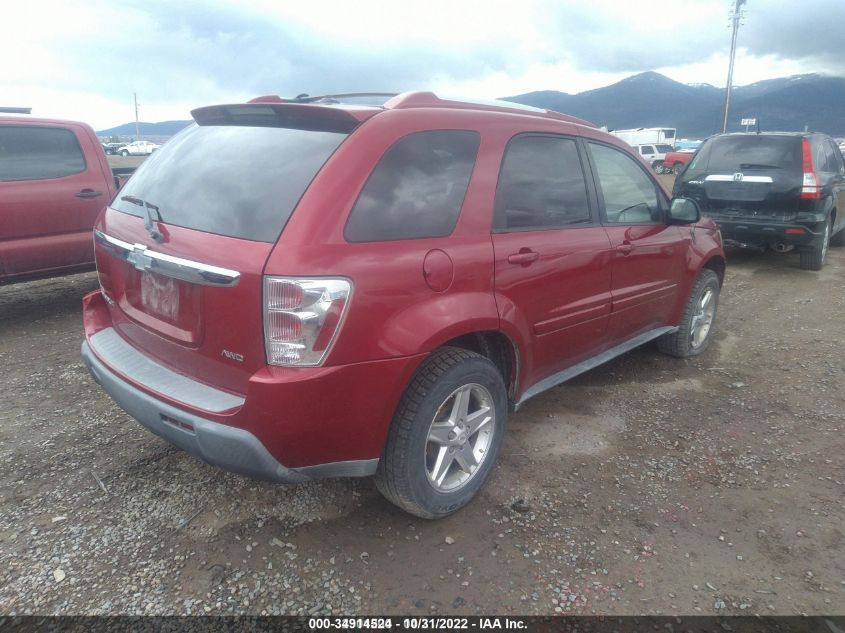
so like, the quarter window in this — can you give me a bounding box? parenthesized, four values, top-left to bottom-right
(640, 145, 655, 155)
(494, 135, 591, 231)
(589, 142, 661, 225)
(0, 126, 86, 181)
(344, 130, 480, 242)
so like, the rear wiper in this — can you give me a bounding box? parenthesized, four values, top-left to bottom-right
(739, 163, 781, 170)
(121, 195, 164, 242)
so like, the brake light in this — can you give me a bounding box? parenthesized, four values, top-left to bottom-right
(263, 277, 352, 366)
(801, 139, 820, 199)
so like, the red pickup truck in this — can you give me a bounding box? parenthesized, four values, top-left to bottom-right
(663, 150, 695, 175)
(0, 116, 133, 283)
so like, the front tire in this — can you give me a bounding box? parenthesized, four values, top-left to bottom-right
(120, 150, 129, 156)
(658, 269, 720, 358)
(829, 219, 845, 247)
(799, 217, 830, 270)
(652, 160, 664, 173)
(375, 347, 507, 519)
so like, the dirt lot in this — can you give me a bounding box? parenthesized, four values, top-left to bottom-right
(1, 243, 844, 616)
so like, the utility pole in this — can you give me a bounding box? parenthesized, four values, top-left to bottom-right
(134, 92, 141, 141)
(721, 0, 747, 133)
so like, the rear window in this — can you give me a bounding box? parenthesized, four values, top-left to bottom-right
(689, 135, 801, 173)
(112, 124, 347, 243)
(0, 126, 86, 181)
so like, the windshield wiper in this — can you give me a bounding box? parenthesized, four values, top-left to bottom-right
(121, 195, 164, 242)
(738, 163, 781, 170)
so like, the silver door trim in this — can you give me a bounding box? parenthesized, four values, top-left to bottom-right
(704, 174, 774, 183)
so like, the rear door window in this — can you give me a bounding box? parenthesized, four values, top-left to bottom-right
(0, 126, 86, 181)
(827, 140, 845, 172)
(344, 130, 480, 242)
(493, 135, 592, 231)
(820, 140, 841, 173)
(112, 124, 347, 243)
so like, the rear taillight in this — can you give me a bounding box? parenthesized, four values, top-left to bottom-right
(801, 138, 820, 199)
(263, 277, 352, 367)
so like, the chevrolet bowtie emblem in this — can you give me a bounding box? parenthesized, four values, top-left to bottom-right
(128, 244, 153, 272)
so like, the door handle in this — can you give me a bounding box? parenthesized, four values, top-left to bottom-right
(616, 242, 634, 255)
(75, 189, 103, 198)
(507, 250, 540, 265)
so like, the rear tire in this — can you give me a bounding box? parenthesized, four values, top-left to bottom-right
(652, 160, 664, 173)
(799, 216, 830, 270)
(658, 269, 720, 358)
(375, 347, 507, 519)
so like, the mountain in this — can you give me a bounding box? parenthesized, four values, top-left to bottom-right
(97, 72, 845, 141)
(97, 120, 192, 137)
(503, 72, 845, 138)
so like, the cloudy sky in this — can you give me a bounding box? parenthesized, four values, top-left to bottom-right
(3, 0, 844, 130)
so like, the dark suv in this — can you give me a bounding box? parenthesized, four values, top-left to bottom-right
(81, 92, 725, 518)
(674, 132, 845, 270)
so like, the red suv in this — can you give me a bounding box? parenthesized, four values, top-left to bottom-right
(81, 92, 725, 518)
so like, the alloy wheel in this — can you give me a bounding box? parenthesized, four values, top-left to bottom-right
(424, 383, 495, 492)
(690, 288, 716, 349)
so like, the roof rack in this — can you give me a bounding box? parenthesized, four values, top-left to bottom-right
(246, 91, 595, 127)
(0, 107, 31, 114)
(384, 92, 595, 127)
(248, 93, 398, 106)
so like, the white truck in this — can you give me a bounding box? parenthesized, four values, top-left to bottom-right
(118, 140, 160, 156)
(611, 127, 677, 147)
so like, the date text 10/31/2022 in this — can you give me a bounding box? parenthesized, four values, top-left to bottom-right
(308, 617, 528, 630)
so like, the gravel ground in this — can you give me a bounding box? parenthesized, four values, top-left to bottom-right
(1, 244, 843, 617)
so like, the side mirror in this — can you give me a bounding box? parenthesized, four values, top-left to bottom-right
(669, 197, 700, 224)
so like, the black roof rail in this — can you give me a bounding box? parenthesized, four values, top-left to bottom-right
(293, 93, 399, 104)
(0, 107, 31, 114)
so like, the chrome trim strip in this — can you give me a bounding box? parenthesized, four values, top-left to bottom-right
(515, 326, 678, 408)
(94, 230, 240, 287)
(89, 327, 245, 413)
(704, 174, 774, 183)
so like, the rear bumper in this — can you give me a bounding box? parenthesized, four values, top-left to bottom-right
(82, 340, 312, 483)
(80, 290, 426, 481)
(709, 215, 827, 249)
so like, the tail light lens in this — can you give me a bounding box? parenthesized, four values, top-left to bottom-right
(801, 138, 820, 199)
(263, 277, 352, 366)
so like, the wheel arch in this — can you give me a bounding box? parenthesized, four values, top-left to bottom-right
(702, 254, 726, 286)
(438, 330, 521, 405)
